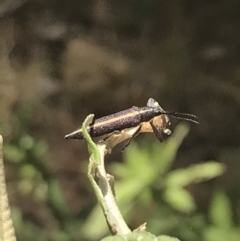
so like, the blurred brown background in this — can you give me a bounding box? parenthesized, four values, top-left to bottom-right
(1, 0, 240, 241)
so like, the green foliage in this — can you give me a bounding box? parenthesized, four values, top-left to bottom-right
(165, 162, 225, 187)
(101, 231, 181, 241)
(4, 133, 49, 202)
(101, 231, 158, 241)
(163, 187, 196, 212)
(81, 124, 225, 240)
(48, 179, 70, 216)
(4, 135, 48, 164)
(203, 190, 240, 241)
(210, 191, 233, 228)
(164, 162, 225, 212)
(1, 103, 72, 241)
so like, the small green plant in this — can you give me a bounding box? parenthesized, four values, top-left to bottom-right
(81, 123, 225, 241)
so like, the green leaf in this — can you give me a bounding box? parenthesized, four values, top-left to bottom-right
(11, 206, 23, 231)
(209, 191, 233, 228)
(4, 144, 26, 163)
(163, 187, 196, 212)
(33, 140, 48, 159)
(51, 230, 71, 241)
(19, 135, 35, 150)
(158, 235, 181, 241)
(101, 231, 158, 241)
(115, 179, 146, 201)
(101, 236, 126, 241)
(81, 205, 109, 240)
(166, 162, 225, 187)
(204, 226, 240, 241)
(151, 124, 189, 175)
(101, 232, 181, 241)
(48, 179, 69, 216)
(19, 164, 38, 179)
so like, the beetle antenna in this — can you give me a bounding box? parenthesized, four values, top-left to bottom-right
(163, 111, 199, 124)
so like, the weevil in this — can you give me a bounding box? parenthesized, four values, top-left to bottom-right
(64, 98, 199, 150)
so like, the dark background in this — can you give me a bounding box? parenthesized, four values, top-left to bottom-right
(0, 0, 240, 240)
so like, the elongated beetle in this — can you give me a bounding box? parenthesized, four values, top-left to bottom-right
(65, 98, 198, 149)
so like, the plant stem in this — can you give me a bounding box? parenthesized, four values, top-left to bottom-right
(0, 135, 17, 241)
(82, 115, 131, 235)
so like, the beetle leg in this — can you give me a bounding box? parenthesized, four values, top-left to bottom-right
(121, 125, 142, 151)
(150, 121, 163, 142)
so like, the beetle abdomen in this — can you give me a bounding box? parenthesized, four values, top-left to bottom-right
(65, 107, 142, 139)
(89, 107, 141, 137)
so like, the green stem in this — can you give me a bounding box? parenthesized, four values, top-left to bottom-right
(81, 115, 131, 235)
